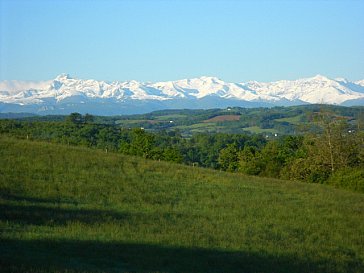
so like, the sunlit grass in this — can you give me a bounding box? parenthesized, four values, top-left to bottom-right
(1, 137, 363, 272)
(274, 114, 305, 125)
(242, 126, 279, 134)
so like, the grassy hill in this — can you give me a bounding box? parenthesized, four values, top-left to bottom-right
(1, 137, 364, 272)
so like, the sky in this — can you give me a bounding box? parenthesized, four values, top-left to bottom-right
(0, 0, 363, 82)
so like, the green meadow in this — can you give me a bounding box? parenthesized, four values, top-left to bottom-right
(1, 137, 363, 272)
(242, 126, 279, 134)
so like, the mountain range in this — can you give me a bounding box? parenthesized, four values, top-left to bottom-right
(1, 74, 364, 115)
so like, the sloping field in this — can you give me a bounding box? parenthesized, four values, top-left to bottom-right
(0, 137, 363, 272)
(203, 115, 241, 122)
(242, 126, 279, 134)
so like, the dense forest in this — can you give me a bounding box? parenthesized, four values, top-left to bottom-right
(1, 106, 363, 193)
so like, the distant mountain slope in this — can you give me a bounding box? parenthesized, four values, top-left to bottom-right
(1, 74, 363, 115)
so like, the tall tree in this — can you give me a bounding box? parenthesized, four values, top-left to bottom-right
(218, 143, 239, 172)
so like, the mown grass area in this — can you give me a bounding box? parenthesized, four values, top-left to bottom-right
(175, 122, 224, 134)
(274, 114, 305, 125)
(0, 137, 364, 272)
(242, 126, 279, 134)
(175, 122, 216, 129)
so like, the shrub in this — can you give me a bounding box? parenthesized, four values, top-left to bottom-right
(326, 168, 364, 193)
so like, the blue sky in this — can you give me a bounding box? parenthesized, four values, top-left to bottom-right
(0, 0, 363, 82)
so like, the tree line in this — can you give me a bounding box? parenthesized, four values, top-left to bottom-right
(1, 110, 363, 192)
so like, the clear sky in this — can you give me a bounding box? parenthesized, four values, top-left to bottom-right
(0, 0, 363, 82)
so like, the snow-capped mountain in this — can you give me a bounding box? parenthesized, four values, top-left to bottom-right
(0, 74, 363, 115)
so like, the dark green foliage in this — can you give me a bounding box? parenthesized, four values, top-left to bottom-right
(66, 112, 84, 124)
(119, 128, 156, 158)
(218, 143, 239, 171)
(326, 168, 364, 192)
(238, 146, 263, 175)
(163, 147, 183, 163)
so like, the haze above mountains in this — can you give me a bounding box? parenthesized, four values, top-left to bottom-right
(1, 74, 364, 115)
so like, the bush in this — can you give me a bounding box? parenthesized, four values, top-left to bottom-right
(280, 158, 331, 184)
(326, 168, 364, 193)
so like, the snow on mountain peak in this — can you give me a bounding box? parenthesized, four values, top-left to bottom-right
(311, 74, 330, 81)
(355, 79, 364, 87)
(198, 76, 223, 82)
(0, 74, 364, 109)
(55, 73, 72, 81)
(335, 77, 348, 83)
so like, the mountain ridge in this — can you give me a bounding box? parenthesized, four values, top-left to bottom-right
(1, 74, 364, 115)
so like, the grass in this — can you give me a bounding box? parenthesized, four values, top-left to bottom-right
(154, 114, 187, 121)
(1, 137, 364, 272)
(175, 122, 224, 134)
(115, 119, 148, 125)
(203, 115, 241, 123)
(242, 126, 279, 134)
(274, 114, 305, 125)
(176, 122, 216, 129)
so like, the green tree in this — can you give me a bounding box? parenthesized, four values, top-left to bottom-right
(121, 129, 156, 158)
(238, 146, 262, 175)
(163, 147, 183, 163)
(84, 113, 94, 124)
(66, 113, 83, 124)
(311, 109, 359, 173)
(218, 143, 239, 172)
